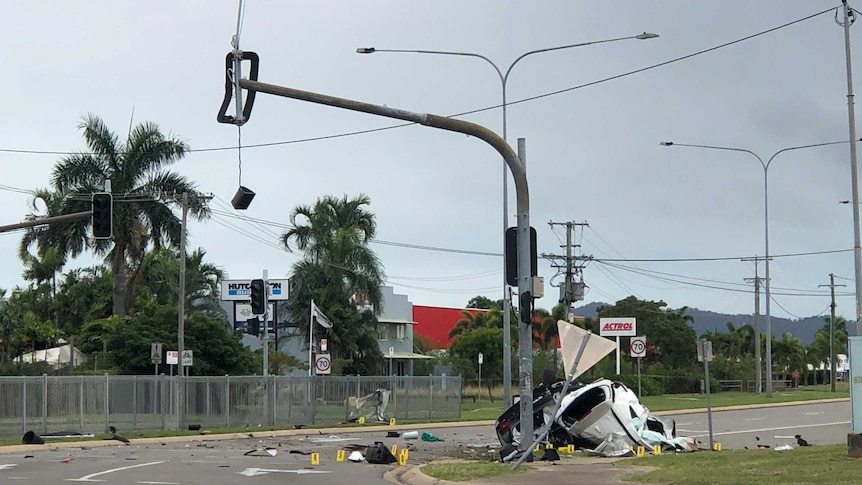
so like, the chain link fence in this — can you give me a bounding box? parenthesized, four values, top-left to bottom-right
(0, 374, 462, 440)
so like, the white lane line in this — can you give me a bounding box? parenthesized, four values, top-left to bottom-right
(0, 464, 18, 470)
(238, 468, 332, 477)
(805, 412, 822, 416)
(66, 461, 166, 482)
(8, 477, 27, 480)
(678, 429, 707, 433)
(687, 421, 849, 438)
(745, 417, 764, 421)
(137, 482, 179, 485)
(676, 422, 693, 426)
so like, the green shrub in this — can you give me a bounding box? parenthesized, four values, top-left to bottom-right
(615, 374, 663, 396)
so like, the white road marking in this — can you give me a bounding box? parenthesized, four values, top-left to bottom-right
(687, 421, 849, 438)
(678, 429, 707, 433)
(238, 468, 332, 477)
(676, 422, 693, 426)
(66, 461, 166, 482)
(0, 464, 18, 470)
(8, 477, 27, 480)
(137, 482, 179, 485)
(745, 417, 764, 421)
(805, 412, 822, 416)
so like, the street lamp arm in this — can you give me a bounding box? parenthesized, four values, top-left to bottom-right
(502, 35, 649, 84)
(362, 48, 504, 83)
(766, 140, 855, 168)
(664, 142, 764, 167)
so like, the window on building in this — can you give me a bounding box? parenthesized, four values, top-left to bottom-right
(389, 323, 405, 340)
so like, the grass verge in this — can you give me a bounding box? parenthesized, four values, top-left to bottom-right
(628, 445, 860, 485)
(421, 461, 533, 481)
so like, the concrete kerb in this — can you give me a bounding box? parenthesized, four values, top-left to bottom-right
(0, 420, 498, 455)
(0, 397, 848, 456)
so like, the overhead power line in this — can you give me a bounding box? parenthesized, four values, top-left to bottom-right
(0, 6, 835, 157)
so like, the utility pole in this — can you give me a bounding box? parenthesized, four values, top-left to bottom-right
(742, 256, 766, 393)
(175, 191, 213, 427)
(545, 220, 588, 373)
(820, 273, 846, 392)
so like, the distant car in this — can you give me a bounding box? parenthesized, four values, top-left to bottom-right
(495, 378, 675, 450)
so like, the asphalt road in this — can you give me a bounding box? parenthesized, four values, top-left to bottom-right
(661, 400, 851, 450)
(0, 400, 851, 484)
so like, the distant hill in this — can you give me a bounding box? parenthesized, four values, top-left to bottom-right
(571, 302, 854, 346)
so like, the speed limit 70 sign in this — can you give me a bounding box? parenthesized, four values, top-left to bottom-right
(630, 336, 647, 358)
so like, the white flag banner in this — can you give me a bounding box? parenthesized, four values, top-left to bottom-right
(311, 301, 333, 329)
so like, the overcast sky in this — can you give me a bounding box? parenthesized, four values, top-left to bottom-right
(2, 1, 861, 324)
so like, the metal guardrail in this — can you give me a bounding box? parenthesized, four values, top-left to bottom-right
(0, 374, 461, 440)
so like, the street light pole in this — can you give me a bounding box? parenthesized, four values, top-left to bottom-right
(357, 32, 658, 408)
(661, 140, 854, 397)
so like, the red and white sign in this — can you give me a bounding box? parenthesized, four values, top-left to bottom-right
(630, 336, 647, 358)
(599, 317, 637, 337)
(166, 351, 179, 365)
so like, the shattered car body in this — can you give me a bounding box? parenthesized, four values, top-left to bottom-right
(496, 378, 677, 450)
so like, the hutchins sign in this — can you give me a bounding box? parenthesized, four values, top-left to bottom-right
(598, 317, 636, 337)
(220, 279, 290, 301)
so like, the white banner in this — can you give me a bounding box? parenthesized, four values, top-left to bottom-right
(599, 317, 637, 337)
(221, 278, 289, 301)
(311, 301, 333, 329)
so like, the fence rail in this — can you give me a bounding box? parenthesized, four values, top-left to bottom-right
(0, 374, 461, 440)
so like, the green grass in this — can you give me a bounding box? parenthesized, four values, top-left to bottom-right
(422, 461, 533, 481)
(628, 445, 861, 485)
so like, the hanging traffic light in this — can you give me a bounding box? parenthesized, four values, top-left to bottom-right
(91, 193, 113, 239)
(246, 317, 261, 337)
(250, 279, 267, 315)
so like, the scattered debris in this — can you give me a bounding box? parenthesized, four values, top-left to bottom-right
(586, 434, 636, 458)
(365, 442, 398, 464)
(402, 431, 419, 440)
(289, 450, 311, 455)
(188, 424, 202, 431)
(421, 432, 443, 442)
(386, 431, 399, 438)
(347, 451, 364, 462)
(60, 458, 72, 464)
(540, 448, 560, 461)
(22, 431, 44, 445)
(309, 436, 353, 443)
(775, 444, 794, 451)
(244, 447, 278, 457)
(346, 389, 391, 423)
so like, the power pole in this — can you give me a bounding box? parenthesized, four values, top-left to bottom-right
(175, 191, 213, 427)
(742, 256, 766, 393)
(545, 220, 588, 373)
(820, 273, 846, 392)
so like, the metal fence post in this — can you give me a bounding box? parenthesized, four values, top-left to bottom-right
(225, 375, 230, 428)
(428, 378, 433, 421)
(41, 374, 48, 434)
(271, 375, 277, 427)
(160, 374, 166, 431)
(104, 374, 109, 432)
(206, 378, 211, 419)
(132, 376, 138, 429)
(22, 377, 26, 434)
(79, 376, 85, 432)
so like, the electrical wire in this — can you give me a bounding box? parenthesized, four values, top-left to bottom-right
(0, 184, 32, 195)
(0, 6, 836, 158)
(590, 248, 853, 262)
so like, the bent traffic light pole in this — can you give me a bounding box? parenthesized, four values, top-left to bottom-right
(236, 78, 536, 460)
(0, 211, 92, 234)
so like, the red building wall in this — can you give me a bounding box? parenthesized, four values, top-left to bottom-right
(412, 305, 488, 349)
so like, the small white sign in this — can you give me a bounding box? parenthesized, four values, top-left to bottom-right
(151, 343, 163, 364)
(630, 336, 647, 358)
(478, 353, 484, 365)
(388, 346, 394, 359)
(599, 317, 637, 337)
(320, 338, 327, 352)
(181, 350, 193, 367)
(315, 354, 331, 375)
(166, 351, 179, 365)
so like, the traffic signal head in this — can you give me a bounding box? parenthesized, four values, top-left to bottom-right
(246, 317, 261, 337)
(91, 192, 113, 239)
(250, 279, 267, 315)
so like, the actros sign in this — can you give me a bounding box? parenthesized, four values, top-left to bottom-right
(599, 317, 637, 337)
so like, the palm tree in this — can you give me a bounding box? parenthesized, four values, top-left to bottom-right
(48, 114, 209, 316)
(281, 194, 385, 362)
(449, 309, 499, 339)
(136, 247, 225, 316)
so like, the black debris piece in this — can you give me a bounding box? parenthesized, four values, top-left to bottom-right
(795, 434, 811, 447)
(366, 442, 397, 464)
(541, 449, 560, 461)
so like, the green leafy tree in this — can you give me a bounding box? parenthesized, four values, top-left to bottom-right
(449, 309, 500, 339)
(281, 194, 385, 371)
(772, 332, 806, 378)
(449, 327, 504, 380)
(48, 114, 209, 317)
(466, 296, 498, 310)
(135, 247, 225, 317)
(596, 296, 697, 372)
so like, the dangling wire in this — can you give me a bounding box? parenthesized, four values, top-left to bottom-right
(233, 0, 247, 186)
(836, 1, 856, 27)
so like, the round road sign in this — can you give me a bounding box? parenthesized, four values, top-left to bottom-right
(630, 336, 647, 358)
(315, 354, 331, 374)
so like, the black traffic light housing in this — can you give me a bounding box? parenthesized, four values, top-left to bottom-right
(91, 192, 113, 239)
(250, 279, 267, 315)
(505, 226, 537, 286)
(246, 317, 261, 337)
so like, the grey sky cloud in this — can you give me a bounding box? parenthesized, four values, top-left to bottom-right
(1, 0, 860, 324)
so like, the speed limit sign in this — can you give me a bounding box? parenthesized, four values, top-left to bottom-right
(315, 354, 332, 375)
(630, 336, 647, 358)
